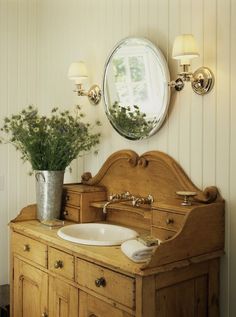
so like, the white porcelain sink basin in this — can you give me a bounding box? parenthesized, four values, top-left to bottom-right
(57, 223, 138, 246)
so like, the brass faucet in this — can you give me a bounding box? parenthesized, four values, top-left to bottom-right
(132, 194, 154, 207)
(102, 192, 154, 215)
(103, 191, 134, 214)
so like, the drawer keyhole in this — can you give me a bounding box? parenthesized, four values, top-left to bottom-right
(23, 244, 30, 252)
(95, 277, 106, 288)
(54, 260, 64, 269)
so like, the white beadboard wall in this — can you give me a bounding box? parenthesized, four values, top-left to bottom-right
(0, 0, 235, 315)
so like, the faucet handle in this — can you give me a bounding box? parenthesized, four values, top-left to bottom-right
(109, 193, 114, 201)
(132, 194, 154, 207)
(147, 194, 154, 204)
(121, 191, 131, 199)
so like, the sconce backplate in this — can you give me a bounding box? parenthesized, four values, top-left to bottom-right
(88, 84, 102, 105)
(191, 67, 214, 95)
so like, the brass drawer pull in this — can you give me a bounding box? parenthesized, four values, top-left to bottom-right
(63, 210, 69, 216)
(23, 244, 30, 252)
(95, 277, 106, 288)
(66, 195, 70, 201)
(166, 218, 174, 225)
(54, 260, 64, 269)
(41, 313, 48, 317)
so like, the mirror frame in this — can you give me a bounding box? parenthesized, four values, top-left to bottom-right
(102, 37, 170, 140)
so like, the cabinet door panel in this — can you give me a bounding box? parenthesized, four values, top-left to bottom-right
(13, 257, 48, 317)
(49, 276, 78, 317)
(156, 276, 208, 317)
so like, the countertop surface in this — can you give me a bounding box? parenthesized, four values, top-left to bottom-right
(10, 220, 150, 276)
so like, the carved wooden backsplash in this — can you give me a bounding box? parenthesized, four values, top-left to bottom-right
(82, 150, 222, 207)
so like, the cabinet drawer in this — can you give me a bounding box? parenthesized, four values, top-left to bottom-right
(12, 232, 47, 268)
(49, 247, 74, 281)
(152, 210, 185, 231)
(151, 226, 177, 241)
(63, 206, 80, 222)
(64, 191, 81, 207)
(79, 291, 133, 317)
(76, 259, 135, 309)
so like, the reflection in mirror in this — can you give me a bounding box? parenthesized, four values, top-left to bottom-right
(103, 37, 170, 140)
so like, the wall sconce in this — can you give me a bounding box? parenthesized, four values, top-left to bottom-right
(170, 34, 214, 95)
(68, 61, 101, 105)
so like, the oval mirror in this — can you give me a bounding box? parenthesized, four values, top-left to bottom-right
(103, 37, 170, 140)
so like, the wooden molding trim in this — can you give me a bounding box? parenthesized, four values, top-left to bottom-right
(81, 150, 138, 184)
(81, 149, 222, 204)
(11, 204, 37, 223)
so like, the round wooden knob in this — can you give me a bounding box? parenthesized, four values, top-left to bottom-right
(54, 260, 63, 269)
(95, 277, 106, 288)
(166, 218, 174, 225)
(23, 244, 30, 252)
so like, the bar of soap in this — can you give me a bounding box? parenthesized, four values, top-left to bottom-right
(137, 236, 161, 247)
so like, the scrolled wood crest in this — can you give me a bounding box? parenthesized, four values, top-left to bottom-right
(81, 150, 222, 205)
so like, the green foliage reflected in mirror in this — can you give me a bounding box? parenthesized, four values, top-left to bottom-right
(103, 37, 170, 140)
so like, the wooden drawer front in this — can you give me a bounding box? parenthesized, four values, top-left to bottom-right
(76, 259, 135, 309)
(12, 232, 47, 268)
(49, 247, 74, 281)
(79, 291, 133, 317)
(64, 191, 81, 207)
(151, 226, 177, 241)
(152, 210, 184, 231)
(63, 206, 80, 222)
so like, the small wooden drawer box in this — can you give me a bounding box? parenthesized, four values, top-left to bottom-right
(76, 258, 135, 309)
(64, 191, 81, 207)
(63, 206, 80, 222)
(48, 247, 74, 281)
(151, 226, 177, 241)
(12, 232, 47, 268)
(152, 210, 185, 231)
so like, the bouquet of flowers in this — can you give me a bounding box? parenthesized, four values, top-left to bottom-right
(0, 105, 101, 171)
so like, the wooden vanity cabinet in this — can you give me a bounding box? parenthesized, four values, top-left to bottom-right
(10, 150, 224, 317)
(10, 227, 134, 317)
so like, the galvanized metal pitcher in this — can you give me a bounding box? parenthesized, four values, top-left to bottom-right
(35, 170, 64, 221)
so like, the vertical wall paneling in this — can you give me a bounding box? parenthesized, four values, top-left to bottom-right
(230, 1, 236, 315)
(17, 0, 29, 212)
(0, 0, 9, 285)
(189, 0, 204, 188)
(167, 0, 180, 160)
(0, 1, 235, 315)
(178, 0, 192, 175)
(202, 0, 217, 187)
(216, 0, 231, 316)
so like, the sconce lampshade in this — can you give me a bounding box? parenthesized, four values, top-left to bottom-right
(172, 34, 199, 66)
(68, 61, 88, 83)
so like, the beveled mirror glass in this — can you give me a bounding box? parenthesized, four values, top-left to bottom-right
(103, 37, 170, 140)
